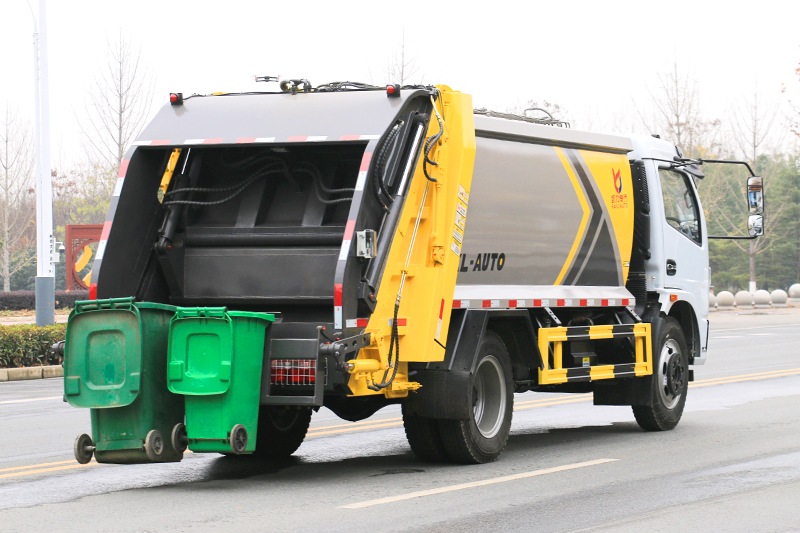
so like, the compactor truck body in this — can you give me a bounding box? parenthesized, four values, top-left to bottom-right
(73, 84, 763, 463)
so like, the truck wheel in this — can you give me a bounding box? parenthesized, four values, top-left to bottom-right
(74, 433, 94, 464)
(438, 331, 514, 464)
(633, 317, 689, 431)
(402, 403, 450, 463)
(255, 406, 311, 458)
(144, 429, 165, 462)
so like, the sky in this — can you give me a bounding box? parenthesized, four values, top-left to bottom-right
(2, 0, 799, 168)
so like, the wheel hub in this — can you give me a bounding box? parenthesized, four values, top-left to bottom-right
(658, 339, 685, 409)
(473, 355, 507, 439)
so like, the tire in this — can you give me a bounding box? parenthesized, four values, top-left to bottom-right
(74, 433, 94, 464)
(230, 424, 248, 454)
(402, 403, 450, 463)
(438, 331, 514, 464)
(144, 429, 165, 462)
(254, 406, 311, 458)
(171, 423, 188, 454)
(633, 317, 689, 431)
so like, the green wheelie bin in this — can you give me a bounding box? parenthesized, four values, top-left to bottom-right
(167, 308, 274, 455)
(63, 298, 184, 464)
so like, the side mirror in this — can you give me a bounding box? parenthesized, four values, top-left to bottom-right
(747, 176, 764, 215)
(748, 215, 764, 237)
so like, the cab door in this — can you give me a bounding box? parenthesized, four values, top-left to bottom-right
(655, 162, 709, 309)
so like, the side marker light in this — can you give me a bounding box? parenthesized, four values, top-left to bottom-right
(386, 84, 400, 97)
(170, 93, 183, 105)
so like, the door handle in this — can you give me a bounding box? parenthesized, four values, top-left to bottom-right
(666, 259, 677, 276)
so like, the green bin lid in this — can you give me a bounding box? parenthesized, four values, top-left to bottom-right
(168, 308, 233, 396)
(64, 304, 143, 409)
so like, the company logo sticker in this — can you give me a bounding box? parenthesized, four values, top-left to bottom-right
(611, 168, 628, 209)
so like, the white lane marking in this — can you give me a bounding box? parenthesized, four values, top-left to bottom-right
(713, 324, 800, 333)
(340, 458, 618, 509)
(0, 396, 62, 405)
(713, 336, 743, 339)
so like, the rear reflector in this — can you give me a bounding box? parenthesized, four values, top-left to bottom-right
(271, 359, 316, 385)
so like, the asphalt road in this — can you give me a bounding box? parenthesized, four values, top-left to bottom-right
(1, 308, 799, 533)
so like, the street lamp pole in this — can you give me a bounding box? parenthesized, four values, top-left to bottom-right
(29, 0, 55, 326)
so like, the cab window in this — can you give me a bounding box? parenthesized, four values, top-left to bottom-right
(659, 168, 701, 244)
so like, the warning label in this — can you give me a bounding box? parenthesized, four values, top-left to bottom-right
(450, 241, 461, 256)
(458, 185, 469, 205)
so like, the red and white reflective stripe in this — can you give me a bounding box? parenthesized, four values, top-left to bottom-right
(287, 135, 328, 142)
(436, 299, 445, 339)
(132, 140, 171, 146)
(96, 220, 112, 261)
(183, 138, 223, 145)
(388, 318, 407, 327)
(112, 178, 125, 197)
(355, 152, 372, 191)
(343, 220, 356, 241)
(118, 159, 130, 179)
(340, 134, 381, 141)
(133, 135, 380, 146)
(452, 297, 634, 309)
(345, 318, 369, 328)
(334, 284, 343, 329)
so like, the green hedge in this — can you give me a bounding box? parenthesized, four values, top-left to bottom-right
(0, 291, 89, 311)
(0, 324, 67, 368)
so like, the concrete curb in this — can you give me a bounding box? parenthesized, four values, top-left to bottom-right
(0, 365, 62, 382)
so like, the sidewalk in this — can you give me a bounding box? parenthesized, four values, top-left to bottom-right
(0, 365, 63, 382)
(0, 315, 69, 325)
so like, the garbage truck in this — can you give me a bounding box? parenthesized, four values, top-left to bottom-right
(63, 81, 765, 464)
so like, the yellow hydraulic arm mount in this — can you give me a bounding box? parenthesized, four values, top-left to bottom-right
(346, 86, 477, 398)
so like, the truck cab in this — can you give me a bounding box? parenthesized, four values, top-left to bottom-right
(629, 135, 710, 367)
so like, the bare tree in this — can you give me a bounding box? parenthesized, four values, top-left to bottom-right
(0, 106, 36, 291)
(637, 62, 722, 157)
(79, 32, 154, 173)
(367, 28, 424, 86)
(701, 87, 786, 290)
(731, 85, 783, 163)
(785, 61, 800, 137)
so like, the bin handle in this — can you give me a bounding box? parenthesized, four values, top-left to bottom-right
(175, 307, 227, 319)
(75, 297, 135, 313)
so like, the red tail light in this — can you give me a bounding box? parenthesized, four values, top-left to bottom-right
(271, 359, 316, 385)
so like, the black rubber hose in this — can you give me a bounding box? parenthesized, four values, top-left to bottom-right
(368, 299, 401, 391)
(372, 123, 402, 212)
(423, 110, 443, 182)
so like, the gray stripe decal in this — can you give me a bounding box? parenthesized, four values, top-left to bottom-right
(564, 149, 603, 285)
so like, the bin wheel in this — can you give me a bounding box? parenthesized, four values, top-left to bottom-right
(74, 434, 94, 464)
(144, 429, 165, 462)
(171, 423, 188, 454)
(230, 424, 248, 454)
